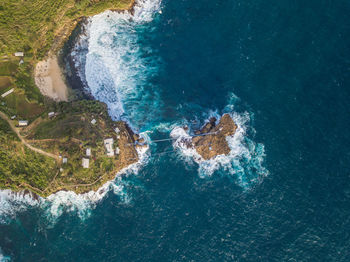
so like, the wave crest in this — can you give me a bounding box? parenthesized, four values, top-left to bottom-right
(0, 142, 149, 224)
(72, 0, 162, 129)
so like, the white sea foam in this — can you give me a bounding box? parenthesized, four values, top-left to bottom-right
(72, 0, 162, 128)
(0, 184, 110, 225)
(0, 247, 11, 262)
(0, 190, 40, 224)
(0, 141, 149, 224)
(1, 0, 159, 224)
(170, 112, 268, 189)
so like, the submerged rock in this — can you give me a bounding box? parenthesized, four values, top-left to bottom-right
(191, 114, 237, 160)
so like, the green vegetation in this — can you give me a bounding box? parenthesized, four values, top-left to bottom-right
(0, 0, 137, 196)
(0, 118, 57, 193)
(3, 90, 45, 119)
(0, 0, 133, 59)
(0, 62, 18, 76)
(15, 64, 44, 103)
(0, 76, 12, 93)
(0, 0, 134, 122)
(0, 99, 139, 196)
(28, 100, 110, 140)
(0, 88, 45, 120)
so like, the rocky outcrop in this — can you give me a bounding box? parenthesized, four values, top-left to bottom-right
(190, 114, 237, 160)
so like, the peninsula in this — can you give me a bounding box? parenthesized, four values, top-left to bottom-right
(0, 0, 139, 197)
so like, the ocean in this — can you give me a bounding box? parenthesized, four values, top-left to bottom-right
(1, 0, 350, 260)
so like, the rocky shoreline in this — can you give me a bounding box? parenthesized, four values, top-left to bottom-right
(60, 18, 94, 100)
(2, 1, 148, 199)
(178, 114, 238, 160)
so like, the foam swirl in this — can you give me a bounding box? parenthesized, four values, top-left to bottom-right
(170, 112, 268, 189)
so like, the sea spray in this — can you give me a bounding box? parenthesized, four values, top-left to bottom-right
(170, 111, 268, 189)
(0, 141, 150, 224)
(0, 190, 40, 224)
(72, 0, 162, 129)
(0, 247, 11, 262)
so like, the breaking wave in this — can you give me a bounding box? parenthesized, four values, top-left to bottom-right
(0, 247, 11, 262)
(72, 0, 162, 129)
(0, 142, 149, 225)
(0, 190, 40, 224)
(1, 0, 159, 224)
(170, 108, 268, 189)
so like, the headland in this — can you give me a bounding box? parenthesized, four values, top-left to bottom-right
(0, 0, 140, 197)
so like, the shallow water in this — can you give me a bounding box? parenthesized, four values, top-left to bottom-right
(1, 0, 350, 260)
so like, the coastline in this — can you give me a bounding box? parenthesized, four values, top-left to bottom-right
(35, 0, 137, 101)
(0, 141, 148, 212)
(60, 18, 94, 100)
(0, 0, 142, 199)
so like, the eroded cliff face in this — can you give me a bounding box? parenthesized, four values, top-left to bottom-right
(191, 114, 237, 160)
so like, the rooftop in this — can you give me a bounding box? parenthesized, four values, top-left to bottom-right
(82, 158, 90, 169)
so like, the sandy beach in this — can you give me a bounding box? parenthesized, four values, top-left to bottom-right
(35, 56, 68, 101)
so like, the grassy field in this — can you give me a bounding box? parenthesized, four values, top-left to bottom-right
(0, 0, 136, 196)
(0, 118, 58, 193)
(0, 0, 133, 59)
(17, 100, 139, 196)
(0, 76, 12, 93)
(0, 99, 139, 196)
(0, 0, 133, 121)
(3, 90, 45, 119)
(0, 61, 18, 76)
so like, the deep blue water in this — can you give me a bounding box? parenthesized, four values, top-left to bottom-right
(1, 0, 350, 261)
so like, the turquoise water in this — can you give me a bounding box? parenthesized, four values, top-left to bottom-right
(1, 0, 350, 260)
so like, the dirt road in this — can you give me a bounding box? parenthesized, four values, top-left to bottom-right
(0, 111, 59, 160)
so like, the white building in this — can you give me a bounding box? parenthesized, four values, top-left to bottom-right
(115, 147, 120, 155)
(82, 158, 90, 168)
(18, 120, 28, 126)
(115, 127, 120, 134)
(86, 148, 91, 157)
(1, 88, 14, 98)
(14, 52, 24, 57)
(62, 157, 68, 164)
(48, 112, 55, 118)
(91, 119, 97, 125)
(104, 138, 114, 157)
(11, 115, 16, 120)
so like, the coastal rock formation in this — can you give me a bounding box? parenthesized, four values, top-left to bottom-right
(190, 114, 237, 160)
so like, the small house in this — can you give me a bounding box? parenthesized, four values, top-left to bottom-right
(91, 119, 97, 125)
(1, 88, 14, 98)
(115, 147, 120, 155)
(48, 112, 55, 118)
(10, 115, 16, 120)
(86, 148, 91, 157)
(104, 138, 114, 157)
(62, 157, 68, 164)
(18, 120, 28, 127)
(82, 158, 90, 168)
(14, 52, 24, 57)
(115, 127, 120, 134)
